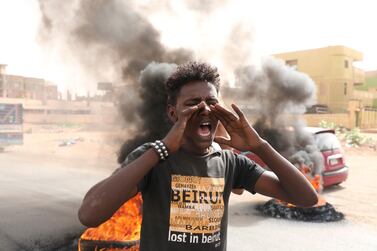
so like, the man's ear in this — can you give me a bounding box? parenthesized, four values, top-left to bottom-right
(167, 104, 178, 123)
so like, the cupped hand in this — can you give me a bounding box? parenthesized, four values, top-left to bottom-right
(210, 103, 264, 151)
(162, 103, 205, 153)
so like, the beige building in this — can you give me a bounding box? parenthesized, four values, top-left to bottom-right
(273, 46, 370, 112)
(0, 97, 116, 125)
(0, 64, 59, 101)
(0, 64, 118, 125)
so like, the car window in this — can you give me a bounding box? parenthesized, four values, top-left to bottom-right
(314, 132, 341, 151)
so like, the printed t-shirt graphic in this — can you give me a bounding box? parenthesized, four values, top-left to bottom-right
(169, 175, 224, 245)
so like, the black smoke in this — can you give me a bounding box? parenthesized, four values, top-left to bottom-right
(37, 0, 323, 175)
(37, 0, 192, 162)
(117, 62, 177, 163)
(38, 0, 192, 83)
(234, 58, 323, 175)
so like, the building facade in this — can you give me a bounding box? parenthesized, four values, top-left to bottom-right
(0, 64, 59, 101)
(273, 46, 369, 112)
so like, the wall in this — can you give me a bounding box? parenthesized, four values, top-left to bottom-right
(304, 113, 351, 128)
(1, 97, 117, 125)
(23, 113, 116, 124)
(361, 110, 377, 129)
(304, 110, 377, 129)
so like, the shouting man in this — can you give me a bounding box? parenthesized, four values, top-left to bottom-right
(78, 61, 318, 251)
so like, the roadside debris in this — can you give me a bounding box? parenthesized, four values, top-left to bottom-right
(58, 137, 84, 147)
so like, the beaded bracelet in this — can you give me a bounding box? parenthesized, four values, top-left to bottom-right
(151, 140, 169, 161)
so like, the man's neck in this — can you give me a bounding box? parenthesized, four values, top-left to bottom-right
(181, 141, 211, 156)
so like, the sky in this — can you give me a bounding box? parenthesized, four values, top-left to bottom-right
(0, 0, 376, 94)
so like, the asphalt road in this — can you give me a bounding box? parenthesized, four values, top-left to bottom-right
(227, 193, 377, 251)
(0, 149, 114, 251)
(1, 137, 377, 251)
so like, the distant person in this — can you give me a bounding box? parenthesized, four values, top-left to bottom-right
(78, 61, 317, 251)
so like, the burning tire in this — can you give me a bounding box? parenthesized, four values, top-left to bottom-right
(79, 194, 142, 251)
(78, 239, 139, 251)
(257, 199, 344, 222)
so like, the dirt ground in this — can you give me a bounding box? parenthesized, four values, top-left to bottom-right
(322, 141, 377, 229)
(1, 124, 377, 250)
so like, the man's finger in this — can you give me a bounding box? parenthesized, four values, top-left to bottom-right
(231, 104, 247, 122)
(214, 136, 232, 146)
(210, 106, 229, 126)
(181, 103, 203, 117)
(210, 105, 231, 124)
(214, 104, 238, 121)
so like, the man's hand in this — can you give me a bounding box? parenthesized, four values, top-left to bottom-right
(212, 103, 318, 207)
(163, 103, 204, 153)
(210, 103, 263, 151)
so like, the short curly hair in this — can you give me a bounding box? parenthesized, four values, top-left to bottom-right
(166, 61, 221, 105)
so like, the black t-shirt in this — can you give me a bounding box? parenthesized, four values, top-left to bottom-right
(122, 144, 265, 251)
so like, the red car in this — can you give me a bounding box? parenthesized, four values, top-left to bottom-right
(307, 127, 348, 187)
(242, 127, 348, 188)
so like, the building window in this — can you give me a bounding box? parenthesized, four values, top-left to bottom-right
(344, 60, 349, 68)
(344, 82, 347, 95)
(286, 59, 298, 70)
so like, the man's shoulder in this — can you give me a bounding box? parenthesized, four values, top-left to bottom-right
(122, 143, 152, 167)
(218, 149, 236, 159)
(218, 149, 258, 167)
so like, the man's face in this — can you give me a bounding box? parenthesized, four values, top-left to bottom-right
(170, 81, 219, 152)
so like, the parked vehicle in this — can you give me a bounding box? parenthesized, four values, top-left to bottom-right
(0, 103, 23, 150)
(242, 127, 348, 188)
(307, 127, 348, 187)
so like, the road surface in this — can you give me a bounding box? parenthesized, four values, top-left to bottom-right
(1, 131, 376, 250)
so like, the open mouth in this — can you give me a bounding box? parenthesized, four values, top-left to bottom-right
(198, 122, 212, 137)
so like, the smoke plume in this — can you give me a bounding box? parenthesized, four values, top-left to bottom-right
(235, 58, 323, 174)
(37, 0, 193, 162)
(38, 0, 192, 83)
(37, 0, 323, 176)
(117, 62, 177, 163)
(184, 0, 228, 13)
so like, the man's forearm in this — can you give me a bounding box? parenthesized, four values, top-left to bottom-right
(78, 148, 159, 227)
(252, 140, 318, 206)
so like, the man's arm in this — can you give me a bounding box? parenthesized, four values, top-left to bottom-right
(252, 141, 317, 207)
(78, 148, 159, 227)
(78, 104, 203, 227)
(211, 103, 318, 207)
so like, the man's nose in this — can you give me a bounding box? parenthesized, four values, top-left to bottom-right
(199, 101, 211, 115)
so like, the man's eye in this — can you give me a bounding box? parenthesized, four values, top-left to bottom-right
(207, 101, 218, 105)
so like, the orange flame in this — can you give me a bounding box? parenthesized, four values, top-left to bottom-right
(297, 164, 323, 193)
(278, 163, 325, 207)
(80, 193, 142, 242)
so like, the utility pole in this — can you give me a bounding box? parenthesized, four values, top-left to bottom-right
(0, 64, 7, 98)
